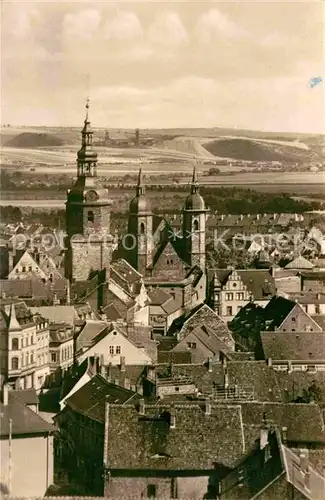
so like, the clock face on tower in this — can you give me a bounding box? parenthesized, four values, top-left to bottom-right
(85, 190, 98, 202)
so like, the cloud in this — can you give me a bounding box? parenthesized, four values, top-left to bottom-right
(3, 4, 40, 40)
(63, 9, 101, 40)
(148, 12, 188, 46)
(196, 8, 249, 42)
(103, 10, 143, 40)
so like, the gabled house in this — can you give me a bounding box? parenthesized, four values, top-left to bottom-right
(7, 249, 64, 282)
(148, 288, 183, 336)
(104, 401, 246, 499)
(75, 321, 153, 366)
(0, 385, 54, 497)
(174, 304, 235, 354)
(207, 269, 276, 321)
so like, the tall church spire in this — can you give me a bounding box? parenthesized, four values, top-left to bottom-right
(136, 168, 145, 196)
(191, 164, 199, 194)
(77, 98, 98, 177)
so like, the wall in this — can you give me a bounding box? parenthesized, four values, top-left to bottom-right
(172, 331, 213, 364)
(77, 329, 153, 366)
(106, 475, 212, 499)
(279, 304, 322, 332)
(275, 276, 301, 294)
(0, 434, 53, 497)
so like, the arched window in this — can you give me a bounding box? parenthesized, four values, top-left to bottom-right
(193, 219, 199, 231)
(12, 338, 19, 350)
(11, 357, 19, 370)
(140, 222, 145, 234)
(87, 211, 94, 223)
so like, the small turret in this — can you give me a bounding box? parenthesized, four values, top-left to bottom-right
(77, 98, 98, 177)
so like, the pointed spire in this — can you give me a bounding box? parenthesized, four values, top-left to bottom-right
(191, 163, 199, 194)
(7, 303, 21, 332)
(136, 168, 145, 196)
(85, 96, 90, 122)
(77, 97, 97, 177)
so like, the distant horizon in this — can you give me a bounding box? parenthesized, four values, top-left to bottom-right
(1, 123, 323, 137)
(2, 1, 324, 135)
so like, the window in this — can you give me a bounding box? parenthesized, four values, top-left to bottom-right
(116, 346, 121, 355)
(236, 293, 244, 301)
(11, 338, 19, 350)
(15, 269, 19, 273)
(140, 222, 145, 234)
(187, 342, 196, 349)
(193, 219, 199, 231)
(226, 293, 234, 301)
(147, 485, 156, 498)
(87, 211, 94, 223)
(28, 266, 32, 272)
(11, 357, 19, 370)
(51, 353, 56, 363)
(25, 354, 29, 365)
(109, 346, 114, 355)
(22, 266, 26, 272)
(226, 306, 233, 316)
(292, 317, 296, 322)
(316, 305, 320, 314)
(232, 282, 237, 288)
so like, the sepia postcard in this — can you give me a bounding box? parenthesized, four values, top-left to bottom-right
(0, 1, 324, 499)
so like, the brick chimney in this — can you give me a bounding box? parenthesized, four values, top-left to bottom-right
(139, 398, 145, 415)
(2, 383, 9, 406)
(281, 426, 288, 445)
(208, 357, 213, 372)
(205, 398, 211, 416)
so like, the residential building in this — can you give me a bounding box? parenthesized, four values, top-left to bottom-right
(49, 323, 74, 374)
(0, 385, 54, 497)
(207, 269, 276, 321)
(0, 300, 50, 391)
(148, 288, 183, 336)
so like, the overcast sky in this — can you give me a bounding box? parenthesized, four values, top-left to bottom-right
(1, 0, 324, 133)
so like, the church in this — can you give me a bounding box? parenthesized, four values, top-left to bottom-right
(65, 101, 208, 322)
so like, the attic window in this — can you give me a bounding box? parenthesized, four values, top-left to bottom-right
(147, 485, 156, 498)
(292, 317, 296, 322)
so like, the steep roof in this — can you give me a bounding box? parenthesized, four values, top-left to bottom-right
(285, 256, 314, 270)
(240, 402, 325, 446)
(238, 269, 276, 299)
(0, 278, 67, 301)
(30, 305, 80, 326)
(106, 403, 245, 470)
(10, 389, 39, 406)
(0, 392, 54, 437)
(75, 320, 108, 352)
(179, 304, 234, 350)
(261, 331, 325, 360)
(65, 374, 140, 423)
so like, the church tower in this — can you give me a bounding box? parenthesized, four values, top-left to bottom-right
(65, 99, 112, 281)
(182, 166, 208, 269)
(126, 169, 153, 274)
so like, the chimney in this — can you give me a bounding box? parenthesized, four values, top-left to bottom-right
(267, 358, 272, 367)
(120, 356, 126, 372)
(260, 427, 269, 450)
(3, 383, 9, 406)
(224, 369, 229, 388)
(281, 426, 288, 445)
(221, 214, 225, 221)
(170, 408, 176, 428)
(100, 364, 106, 378)
(66, 279, 71, 306)
(273, 213, 277, 220)
(124, 378, 130, 390)
(100, 354, 104, 368)
(299, 450, 309, 471)
(139, 398, 145, 415)
(205, 398, 211, 416)
(107, 362, 112, 382)
(208, 357, 213, 372)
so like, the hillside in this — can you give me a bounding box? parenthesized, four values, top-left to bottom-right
(5, 133, 65, 148)
(203, 138, 319, 162)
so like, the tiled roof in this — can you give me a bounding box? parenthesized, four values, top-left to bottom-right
(263, 296, 296, 330)
(158, 351, 192, 364)
(30, 305, 79, 326)
(10, 389, 39, 405)
(274, 370, 325, 403)
(102, 364, 146, 388)
(102, 303, 123, 321)
(240, 402, 325, 446)
(65, 374, 140, 423)
(148, 288, 172, 306)
(0, 278, 67, 301)
(179, 304, 234, 350)
(106, 403, 245, 470)
(0, 392, 54, 436)
(285, 256, 314, 270)
(75, 320, 108, 352)
(111, 258, 142, 285)
(178, 324, 233, 356)
(261, 331, 325, 360)
(311, 315, 325, 330)
(238, 270, 276, 299)
(50, 325, 74, 344)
